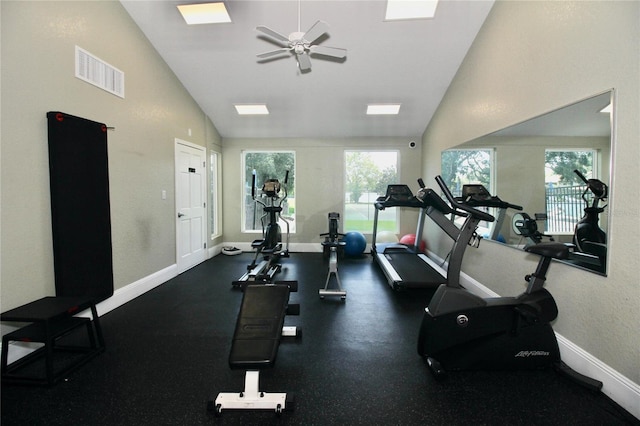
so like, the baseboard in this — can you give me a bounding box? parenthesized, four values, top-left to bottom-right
(455, 264, 640, 420)
(91, 263, 179, 317)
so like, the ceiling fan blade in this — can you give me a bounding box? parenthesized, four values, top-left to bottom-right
(256, 26, 290, 44)
(302, 20, 329, 44)
(296, 52, 312, 71)
(257, 48, 291, 58)
(309, 45, 347, 59)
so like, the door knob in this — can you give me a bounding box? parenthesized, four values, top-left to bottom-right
(178, 212, 185, 218)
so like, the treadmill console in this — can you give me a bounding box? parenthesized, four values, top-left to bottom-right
(384, 184, 414, 202)
(461, 184, 492, 201)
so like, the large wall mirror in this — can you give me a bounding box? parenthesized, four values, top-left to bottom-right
(442, 90, 613, 275)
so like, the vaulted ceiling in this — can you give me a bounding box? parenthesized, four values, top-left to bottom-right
(120, 1, 495, 139)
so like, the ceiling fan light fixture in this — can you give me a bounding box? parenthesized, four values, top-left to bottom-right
(234, 104, 269, 115)
(177, 3, 231, 25)
(385, 0, 439, 21)
(367, 104, 401, 115)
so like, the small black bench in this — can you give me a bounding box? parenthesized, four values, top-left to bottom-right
(210, 282, 299, 416)
(1, 297, 104, 386)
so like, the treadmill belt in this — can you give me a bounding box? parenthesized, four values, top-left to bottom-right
(385, 252, 445, 287)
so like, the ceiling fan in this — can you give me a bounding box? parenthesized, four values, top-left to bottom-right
(256, 2, 347, 72)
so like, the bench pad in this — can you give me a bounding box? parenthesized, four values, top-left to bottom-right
(229, 284, 290, 370)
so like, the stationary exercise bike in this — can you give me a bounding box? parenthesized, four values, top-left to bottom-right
(417, 176, 602, 392)
(572, 169, 608, 266)
(319, 212, 346, 299)
(233, 171, 291, 287)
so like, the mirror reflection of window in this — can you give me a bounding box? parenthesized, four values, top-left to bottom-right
(441, 149, 494, 197)
(441, 149, 495, 236)
(544, 149, 597, 234)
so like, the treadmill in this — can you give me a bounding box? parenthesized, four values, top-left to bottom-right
(371, 183, 447, 290)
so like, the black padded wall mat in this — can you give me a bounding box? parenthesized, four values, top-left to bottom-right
(47, 112, 114, 302)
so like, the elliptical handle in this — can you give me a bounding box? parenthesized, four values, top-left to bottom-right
(251, 170, 256, 199)
(435, 175, 495, 222)
(574, 169, 608, 201)
(284, 170, 289, 184)
(417, 178, 426, 188)
(574, 169, 589, 184)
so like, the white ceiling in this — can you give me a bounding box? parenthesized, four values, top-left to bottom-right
(120, 0, 495, 139)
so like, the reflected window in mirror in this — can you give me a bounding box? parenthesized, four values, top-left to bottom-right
(441, 148, 495, 237)
(441, 149, 494, 196)
(544, 149, 598, 234)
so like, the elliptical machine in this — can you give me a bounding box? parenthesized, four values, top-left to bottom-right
(233, 171, 291, 287)
(572, 169, 608, 268)
(417, 176, 602, 392)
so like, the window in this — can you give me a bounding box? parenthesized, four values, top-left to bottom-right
(544, 149, 596, 234)
(441, 149, 494, 235)
(242, 151, 295, 233)
(209, 151, 220, 239)
(344, 151, 399, 233)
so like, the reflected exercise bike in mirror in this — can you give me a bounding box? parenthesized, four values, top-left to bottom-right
(441, 90, 613, 275)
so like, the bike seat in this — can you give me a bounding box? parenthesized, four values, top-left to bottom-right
(525, 242, 571, 260)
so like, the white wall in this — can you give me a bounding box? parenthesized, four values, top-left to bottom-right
(0, 1, 222, 312)
(421, 0, 639, 387)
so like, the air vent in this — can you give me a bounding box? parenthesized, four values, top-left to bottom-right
(75, 46, 125, 98)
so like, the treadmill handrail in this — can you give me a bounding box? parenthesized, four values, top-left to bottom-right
(435, 176, 495, 223)
(457, 197, 523, 211)
(374, 196, 424, 210)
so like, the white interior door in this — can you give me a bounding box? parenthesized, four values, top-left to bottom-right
(175, 139, 206, 272)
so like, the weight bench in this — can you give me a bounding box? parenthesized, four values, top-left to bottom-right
(209, 282, 300, 416)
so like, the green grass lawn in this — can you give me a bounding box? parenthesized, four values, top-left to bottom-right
(344, 219, 396, 233)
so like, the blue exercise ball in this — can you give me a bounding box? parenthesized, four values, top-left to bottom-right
(343, 231, 367, 256)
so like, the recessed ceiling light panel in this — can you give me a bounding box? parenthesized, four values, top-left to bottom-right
(235, 104, 269, 115)
(177, 3, 231, 25)
(599, 104, 612, 113)
(385, 0, 439, 21)
(367, 104, 401, 115)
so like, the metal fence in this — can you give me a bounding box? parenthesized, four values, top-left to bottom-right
(545, 185, 584, 234)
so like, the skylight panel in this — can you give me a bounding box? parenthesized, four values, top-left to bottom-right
(385, 0, 439, 21)
(177, 3, 231, 25)
(367, 104, 401, 115)
(235, 104, 269, 115)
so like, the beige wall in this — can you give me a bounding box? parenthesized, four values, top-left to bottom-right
(0, 1, 222, 311)
(421, 1, 639, 383)
(221, 137, 422, 245)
